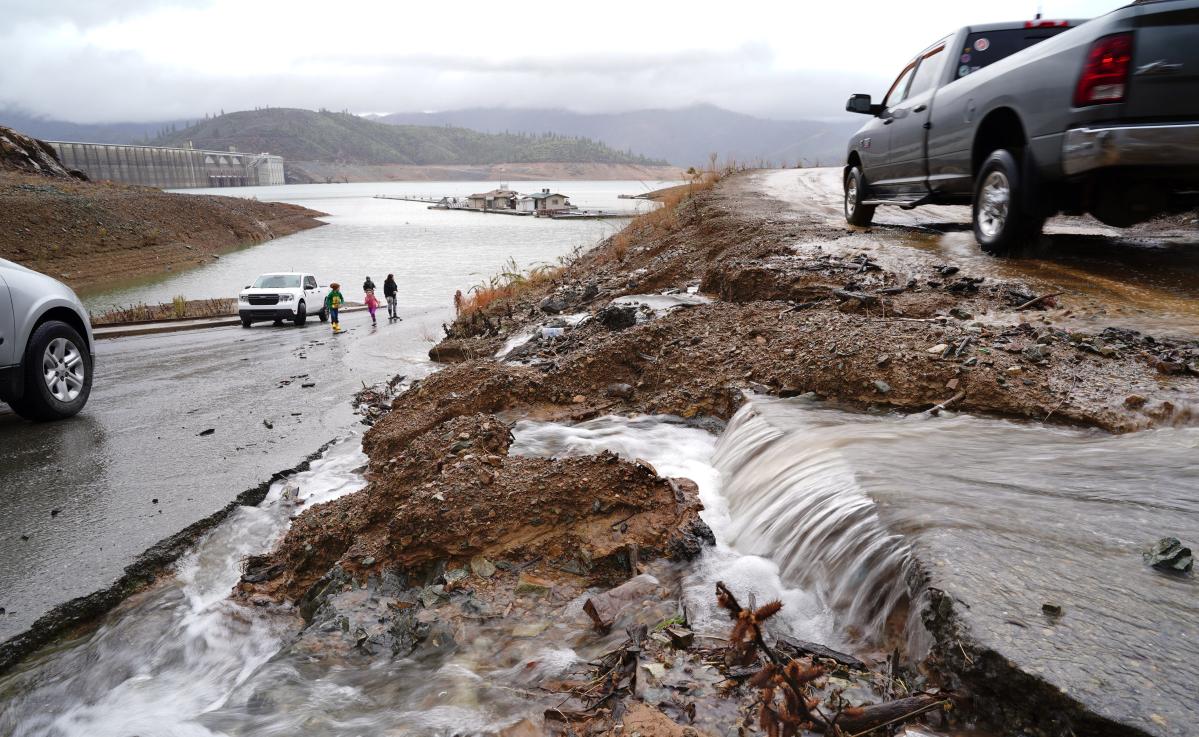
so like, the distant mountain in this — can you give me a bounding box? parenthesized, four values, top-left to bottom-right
(378, 105, 858, 167)
(148, 108, 667, 166)
(0, 108, 191, 145)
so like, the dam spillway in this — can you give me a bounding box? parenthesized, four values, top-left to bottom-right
(47, 141, 285, 189)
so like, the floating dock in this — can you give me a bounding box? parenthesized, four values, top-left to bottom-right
(374, 194, 638, 219)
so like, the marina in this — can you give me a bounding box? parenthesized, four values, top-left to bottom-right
(374, 186, 642, 219)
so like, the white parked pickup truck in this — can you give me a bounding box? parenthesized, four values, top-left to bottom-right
(238, 272, 330, 327)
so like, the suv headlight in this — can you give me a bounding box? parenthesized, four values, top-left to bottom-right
(279, 294, 294, 302)
(238, 294, 249, 303)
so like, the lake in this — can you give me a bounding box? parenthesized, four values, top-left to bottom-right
(83, 179, 674, 313)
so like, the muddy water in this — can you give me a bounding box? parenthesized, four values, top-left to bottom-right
(0, 434, 369, 736)
(4, 400, 1195, 735)
(760, 168, 1199, 338)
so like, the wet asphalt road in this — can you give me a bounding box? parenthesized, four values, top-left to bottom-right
(0, 306, 445, 645)
(760, 168, 1199, 338)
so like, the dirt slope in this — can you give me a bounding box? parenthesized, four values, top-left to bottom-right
(0, 124, 327, 293)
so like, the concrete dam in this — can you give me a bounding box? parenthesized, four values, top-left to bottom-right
(47, 141, 285, 189)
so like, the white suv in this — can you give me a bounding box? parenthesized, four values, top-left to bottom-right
(238, 272, 330, 327)
(0, 258, 94, 421)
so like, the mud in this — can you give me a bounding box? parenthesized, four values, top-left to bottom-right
(241, 169, 1198, 736)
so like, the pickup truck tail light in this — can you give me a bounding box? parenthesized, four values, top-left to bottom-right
(1074, 33, 1133, 107)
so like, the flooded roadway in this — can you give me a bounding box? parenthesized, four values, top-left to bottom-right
(760, 168, 1199, 338)
(0, 309, 441, 656)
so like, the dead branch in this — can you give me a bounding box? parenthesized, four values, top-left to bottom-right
(1016, 291, 1065, 311)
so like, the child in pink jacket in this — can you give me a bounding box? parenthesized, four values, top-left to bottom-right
(364, 289, 379, 324)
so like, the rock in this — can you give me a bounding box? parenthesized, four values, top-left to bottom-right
(512, 622, 548, 638)
(872, 380, 891, 394)
(198, 428, 215, 436)
(596, 304, 637, 330)
(419, 585, 448, 608)
(927, 344, 949, 354)
(876, 354, 891, 367)
(515, 573, 552, 597)
(361, 556, 375, 566)
(1006, 365, 1023, 375)
(1155, 359, 1185, 375)
(571, 394, 586, 404)
(443, 567, 469, 587)
(1022, 344, 1050, 362)
(604, 382, 635, 399)
(641, 662, 667, 682)
(1124, 394, 1148, 409)
(1144, 537, 1194, 574)
(1042, 603, 1063, 616)
(539, 295, 567, 314)
(945, 378, 960, 391)
(581, 282, 600, 300)
(470, 556, 497, 578)
(635, 458, 659, 476)
(300, 382, 316, 388)
(583, 573, 661, 630)
(665, 626, 694, 649)
(949, 307, 974, 320)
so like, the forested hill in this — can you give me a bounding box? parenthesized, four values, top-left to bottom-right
(151, 108, 667, 166)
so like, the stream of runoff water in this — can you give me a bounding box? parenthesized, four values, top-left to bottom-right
(2, 400, 1195, 735)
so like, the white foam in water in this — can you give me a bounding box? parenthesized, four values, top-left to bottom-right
(510, 414, 838, 646)
(0, 435, 369, 737)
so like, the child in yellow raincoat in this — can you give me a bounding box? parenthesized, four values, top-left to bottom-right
(325, 282, 345, 332)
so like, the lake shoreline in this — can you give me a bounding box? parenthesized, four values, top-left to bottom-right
(0, 171, 328, 294)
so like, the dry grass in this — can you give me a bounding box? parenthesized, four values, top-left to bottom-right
(92, 296, 235, 325)
(456, 257, 566, 317)
(595, 169, 721, 265)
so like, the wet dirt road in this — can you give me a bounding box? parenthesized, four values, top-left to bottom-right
(0, 308, 443, 652)
(761, 167, 1199, 338)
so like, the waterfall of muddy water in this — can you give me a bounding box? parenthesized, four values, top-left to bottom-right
(510, 415, 839, 645)
(714, 397, 1199, 732)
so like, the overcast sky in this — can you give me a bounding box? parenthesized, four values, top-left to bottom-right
(0, 0, 1128, 123)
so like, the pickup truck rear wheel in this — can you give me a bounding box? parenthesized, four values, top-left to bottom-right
(318, 307, 328, 323)
(844, 167, 876, 226)
(293, 300, 307, 326)
(6, 321, 92, 421)
(973, 150, 1043, 255)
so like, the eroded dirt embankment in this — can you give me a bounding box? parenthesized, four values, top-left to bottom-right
(0, 125, 327, 293)
(241, 170, 1197, 736)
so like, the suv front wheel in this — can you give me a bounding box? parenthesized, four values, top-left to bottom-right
(844, 166, 876, 227)
(7, 320, 93, 421)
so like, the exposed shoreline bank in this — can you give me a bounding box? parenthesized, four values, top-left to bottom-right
(0, 171, 327, 294)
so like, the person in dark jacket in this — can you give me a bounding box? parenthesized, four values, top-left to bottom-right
(383, 273, 399, 320)
(362, 275, 376, 293)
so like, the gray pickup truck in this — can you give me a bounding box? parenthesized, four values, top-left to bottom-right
(843, 0, 1199, 253)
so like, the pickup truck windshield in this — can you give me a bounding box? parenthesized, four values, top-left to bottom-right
(253, 275, 301, 288)
(956, 28, 1070, 79)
